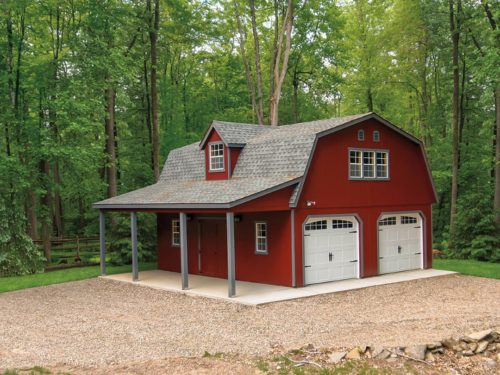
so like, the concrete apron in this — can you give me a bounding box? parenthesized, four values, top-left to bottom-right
(101, 268, 456, 306)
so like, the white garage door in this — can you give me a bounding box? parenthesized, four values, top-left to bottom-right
(304, 216, 359, 285)
(378, 213, 423, 274)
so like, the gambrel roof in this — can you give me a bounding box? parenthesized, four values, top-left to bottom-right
(94, 112, 435, 210)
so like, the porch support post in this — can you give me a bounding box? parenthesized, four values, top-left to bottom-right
(180, 212, 189, 290)
(226, 212, 236, 297)
(291, 209, 296, 287)
(131, 212, 139, 281)
(99, 210, 106, 276)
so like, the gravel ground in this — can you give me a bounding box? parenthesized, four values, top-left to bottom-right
(0, 274, 498, 370)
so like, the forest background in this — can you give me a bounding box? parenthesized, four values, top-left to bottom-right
(0, 0, 498, 276)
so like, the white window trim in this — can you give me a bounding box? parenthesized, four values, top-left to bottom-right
(208, 142, 225, 172)
(348, 148, 390, 180)
(171, 219, 180, 247)
(255, 221, 268, 255)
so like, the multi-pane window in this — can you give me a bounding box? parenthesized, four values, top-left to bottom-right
(373, 131, 380, 142)
(255, 222, 268, 254)
(349, 149, 389, 179)
(332, 220, 353, 229)
(349, 150, 362, 178)
(363, 151, 375, 178)
(358, 129, 365, 141)
(172, 219, 180, 246)
(401, 216, 417, 224)
(379, 217, 396, 226)
(209, 143, 224, 171)
(305, 220, 327, 231)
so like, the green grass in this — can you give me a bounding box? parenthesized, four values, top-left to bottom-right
(433, 259, 500, 279)
(0, 262, 157, 294)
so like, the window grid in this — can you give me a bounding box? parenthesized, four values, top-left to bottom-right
(401, 216, 417, 224)
(255, 222, 268, 254)
(332, 220, 353, 229)
(379, 217, 396, 226)
(349, 149, 389, 179)
(373, 131, 380, 142)
(305, 220, 328, 231)
(172, 219, 180, 246)
(358, 129, 365, 141)
(209, 143, 224, 171)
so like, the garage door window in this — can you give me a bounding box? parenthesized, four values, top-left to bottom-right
(305, 220, 327, 231)
(401, 216, 417, 224)
(332, 219, 353, 229)
(379, 217, 396, 226)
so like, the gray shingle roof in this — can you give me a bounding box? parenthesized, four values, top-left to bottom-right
(94, 112, 393, 209)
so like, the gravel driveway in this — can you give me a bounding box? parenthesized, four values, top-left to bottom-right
(0, 274, 498, 369)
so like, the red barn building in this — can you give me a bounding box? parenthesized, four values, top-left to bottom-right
(94, 112, 437, 297)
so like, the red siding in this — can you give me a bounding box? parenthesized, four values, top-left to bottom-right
(157, 211, 292, 286)
(229, 147, 241, 176)
(292, 119, 435, 285)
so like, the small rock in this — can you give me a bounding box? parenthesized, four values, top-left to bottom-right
(483, 359, 497, 370)
(431, 348, 444, 354)
(466, 329, 492, 342)
(496, 343, 500, 350)
(426, 342, 442, 350)
(452, 345, 462, 352)
(390, 353, 397, 358)
(460, 336, 473, 343)
(345, 347, 361, 360)
(328, 351, 346, 364)
(371, 346, 384, 357)
(476, 340, 489, 354)
(405, 345, 427, 361)
(425, 352, 435, 362)
(442, 338, 458, 349)
(462, 349, 474, 356)
(374, 349, 391, 360)
(305, 343, 315, 350)
(460, 342, 469, 350)
(468, 342, 478, 352)
(359, 345, 368, 353)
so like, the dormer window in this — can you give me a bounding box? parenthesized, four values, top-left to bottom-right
(209, 142, 224, 171)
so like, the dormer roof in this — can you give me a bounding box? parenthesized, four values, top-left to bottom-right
(199, 120, 272, 148)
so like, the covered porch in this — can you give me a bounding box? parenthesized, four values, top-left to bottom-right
(101, 268, 456, 306)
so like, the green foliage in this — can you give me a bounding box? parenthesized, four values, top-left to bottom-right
(0, 198, 45, 277)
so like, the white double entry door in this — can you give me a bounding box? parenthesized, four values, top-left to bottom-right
(303, 216, 359, 285)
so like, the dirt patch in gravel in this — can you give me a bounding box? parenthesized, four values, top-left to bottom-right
(0, 274, 498, 371)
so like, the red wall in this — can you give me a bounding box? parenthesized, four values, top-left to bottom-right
(292, 119, 435, 286)
(157, 211, 292, 286)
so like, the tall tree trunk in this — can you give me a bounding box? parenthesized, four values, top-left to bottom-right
(105, 83, 117, 198)
(5, 12, 14, 156)
(143, 57, 154, 172)
(233, 0, 258, 120)
(148, 0, 160, 181)
(270, 0, 293, 126)
(249, 0, 265, 125)
(27, 190, 38, 240)
(269, 0, 279, 119)
(495, 85, 500, 229)
(449, 0, 461, 240)
(53, 162, 64, 237)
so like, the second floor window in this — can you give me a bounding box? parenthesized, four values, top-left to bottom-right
(209, 143, 224, 171)
(349, 149, 389, 179)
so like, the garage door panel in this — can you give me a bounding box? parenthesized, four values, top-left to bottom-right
(378, 213, 423, 275)
(304, 216, 359, 285)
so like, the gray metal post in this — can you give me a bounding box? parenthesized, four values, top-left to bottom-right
(226, 212, 236, 297)
(99, 210, 106, 276)
(131, 212, 139, 281)
(291, 209, 296, 287)
(180, 212, 189, 290)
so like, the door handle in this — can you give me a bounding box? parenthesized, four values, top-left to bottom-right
(329, 252, 333, 262)
(398, 245, 402, 254)
(304, 265, 311, 268)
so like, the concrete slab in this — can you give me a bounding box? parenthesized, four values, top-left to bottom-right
(102, 268, 456, 306)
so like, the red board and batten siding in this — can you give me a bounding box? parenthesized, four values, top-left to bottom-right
(293, 118, 436, 286)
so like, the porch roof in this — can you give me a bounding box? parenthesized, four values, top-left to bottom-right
(93, 176, 300, 210)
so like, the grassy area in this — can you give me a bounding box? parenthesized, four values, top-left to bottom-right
(0, 262, 157, 294)
(433, 258, 500, 279)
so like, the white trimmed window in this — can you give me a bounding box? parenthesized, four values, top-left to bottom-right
(358, 129, 365, 141)
(209, 143, 224, 171)
(172, 219, 180, 246)
(373, 131, 380, 142)
(255, 222, 268, 254)
(349, 149, 389, 179)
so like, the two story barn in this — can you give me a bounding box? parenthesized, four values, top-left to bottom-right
(94, 112, 437, 297)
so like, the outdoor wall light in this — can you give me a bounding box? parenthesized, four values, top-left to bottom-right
(306, 200, 316, 207)
(186, 214, 193, 221)
(234, 215, 242, 222)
